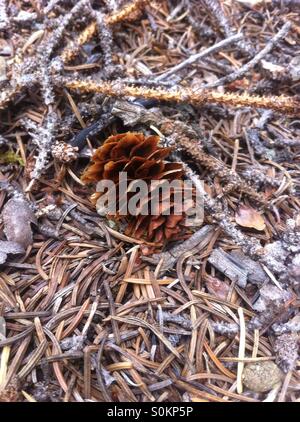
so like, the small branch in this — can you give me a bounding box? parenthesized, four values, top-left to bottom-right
(155, 33, 243, 82)
(203, 21, 292, 89)
(242, 167, 282, 189)
(0, 0, 90, 111)
(203, 0, 254, 56)
(142, 225, 215, 272)
(60, 21, 97, 64)
(237, 307, 246, 394)
(185, 166, 263, 258)
(39, 0, 91, 59)
(60, 0, 150, 63)
(23, 112, 58, 189)
(65, 78, 300, 116)
(103, 0, 119, 12)
(93, 11, 114, 76)
(0, 0, 9, 31)
(176, 134, 268, 206)
(208, 248, 248, 288)
(44, 0, 63, 15)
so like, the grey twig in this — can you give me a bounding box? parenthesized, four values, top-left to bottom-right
(155, 33, 243, 82)
(203, 21, 292, 89)
(185, 165, 263, 258)
(93, 11, 114, 76)
(44, 0, 64, 15)
(202, 0, 254, 56)
(142, 225, 215, 273)
(0, 0, 9, 31)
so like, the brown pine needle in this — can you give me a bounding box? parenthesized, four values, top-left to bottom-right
(203, 341, 236, 380)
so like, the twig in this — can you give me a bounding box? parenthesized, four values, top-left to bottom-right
(0, 0, 90, 111)
(103, 279, 121, 345)
(93, 11, 114, 76)
(186, 0, 214, 39)
(0, 0, 9, 31)
(177, 135, 268, 205)
(142, 225, 215, 272)
(103, 0, 119, 12)
(242, 167, 282, 189)
(237, 307, 246, 394)
(23, 112, 58, 190)
(155, 33, 243, 81)
(202, 0, 254, 55)
(65, 78, 300, 115)
(60, 0, 150, 63)
(44, 0, 64, 15)
(208, 248, 248, 288)
(95, 334, 112, 402)
(203, 22, 292, 89)
(186, 166, 263, 257)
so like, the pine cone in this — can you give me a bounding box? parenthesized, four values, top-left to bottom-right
(82, 132, 191, 251)
(51, 141, 78, 163)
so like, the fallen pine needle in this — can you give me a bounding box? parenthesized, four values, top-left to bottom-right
(237, 307, 246, 394)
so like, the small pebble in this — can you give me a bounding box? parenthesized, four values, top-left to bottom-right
(242, 361, 283, 393)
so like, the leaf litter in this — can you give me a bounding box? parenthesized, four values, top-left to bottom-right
(0, 0, 299, 403)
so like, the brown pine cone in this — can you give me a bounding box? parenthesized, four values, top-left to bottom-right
(81, 132, 182, 183)
(82, 132, 191, 251)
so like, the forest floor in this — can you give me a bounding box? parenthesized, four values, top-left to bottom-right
(0, 0, 299, 402)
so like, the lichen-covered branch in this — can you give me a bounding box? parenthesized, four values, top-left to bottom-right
(185, 166, 263, 258)
(65, 78, 300, 115)
(23, 112, 58, 190)
(60, 0, 150, 63)
(203, 21, 292, 89)
(0, 0, 9, 31)
(177, 135, 268, 206)
(202, 0, 254, 56)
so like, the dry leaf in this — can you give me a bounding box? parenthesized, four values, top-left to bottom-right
(2, 198, 36, 249)
(235, 205, 266, 231)
(205, 275, 230, 300)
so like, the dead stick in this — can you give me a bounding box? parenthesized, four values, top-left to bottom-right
(61, 0, 150, 63)
(203, 21, 292, 89)
(65, 79, 300, 115)
(155, 33, 243, 81)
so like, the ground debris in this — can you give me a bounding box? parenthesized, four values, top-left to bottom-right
(0, 0, 299, 403)
(208, 247, 267, 288)
(274, 333, 299, 373)
(242, 362, 283, 393)
(272, 315, 300, 335)
(2, 197, 36, 249)
(249, 284, 294, 330)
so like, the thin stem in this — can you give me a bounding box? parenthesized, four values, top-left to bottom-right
(155, 33, 243, 81)
(65, 78, 300, 115)
(203, 21, 292, 89)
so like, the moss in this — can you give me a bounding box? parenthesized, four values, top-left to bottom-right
(0, 150, 24, 166)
